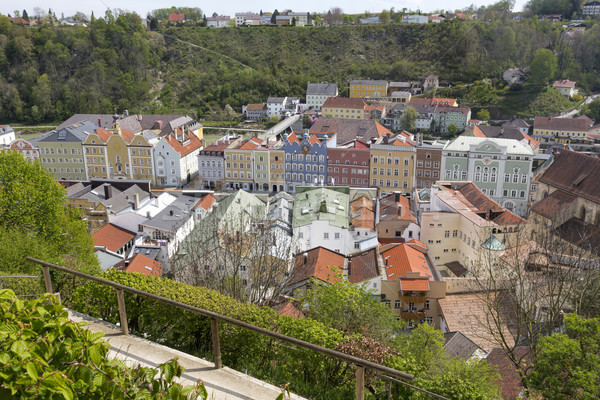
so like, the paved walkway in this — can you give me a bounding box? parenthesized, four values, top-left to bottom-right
(68, 310, 305, 400)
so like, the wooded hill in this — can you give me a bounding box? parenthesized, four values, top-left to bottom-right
(1, 12, 599, 123)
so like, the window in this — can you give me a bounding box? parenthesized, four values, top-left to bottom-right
(475, 166, 481, 181)
(444, 230, 450, 238)
(425, 300, 430, 310)
(504, 173, 510, 183)
(511, 190, 517, 197)
(324, 232, 329, 239)
(404, 158, 409, 166)
(417, 160, 423, 167)
(521, 174, 527, 184)
(434, 161, 439, 168)
(394, 300, 401, 308)
(453, 230, 458, 237)
(334, 232, 340, 239)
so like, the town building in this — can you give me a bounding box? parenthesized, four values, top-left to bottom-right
(582, 1, 600, 15)
(0, 125, 15, 146)
(326, 140, 370, 187)
(267, 97, 300, 118)
(349, 194, 378, 252)
(401, 14, 429, 24)
(415, 142, 444, 189)
(417, 181, 525, 276)
(287, 247, 345, 293)
(269, 146, 286, 192)
(369, 132, 417, 196)
(532, 116, 593, 144)
(349, 80, 388, 98)
(234, 12, 261, 25)
(309, 118, 389, 144)
(198, 135, 240, 190)
(442, 136, 535, 215)
(379, 240, 446, 329)
(306, 83, 338, 111)
(293, 186, 351, 255)
(288, 12, 308, 26)
(284, 132, 328, 193)
(552, 79, 578, 97)
(377, 192, 420, 243)
(464, 125, 540, 153)
(8, 138, 39, 162)
(153, 127, 203, 187)
(38, 120, 98, 181)
(206, 15, 231, 27)
(243, 103, 268, 121)
(224, 136, 264, 191)
(321, 97, 368, 120)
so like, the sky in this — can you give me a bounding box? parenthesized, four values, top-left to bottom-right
(1, 0, 527, 20)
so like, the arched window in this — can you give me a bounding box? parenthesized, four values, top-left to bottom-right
(483, 166, 489, 182)
(475, 166, 481, 182)
(453, 164, 460, 179)
(491, 167, 497, 182)
(513, 167, 520, 183)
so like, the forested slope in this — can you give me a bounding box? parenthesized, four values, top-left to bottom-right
(1, 12, 599, 123)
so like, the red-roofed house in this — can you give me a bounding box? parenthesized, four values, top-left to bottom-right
(326, 140, 370, 187)
(114, 253, 163, 277)
(369, 133, 417, 196)
(286, 247, 345, 293)
(377, 192, 419, 243)
(379, 242, 446, 329)
(552, 79, 578, 97)
(168, 13, 185, 22)
(93, 223, 136, 256)
(533, 116, 592, 144)
(322, 97, 368, 120)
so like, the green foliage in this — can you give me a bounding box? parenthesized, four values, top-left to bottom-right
(476, 109, 491, 120)
(63, 269, 500, 399)
(530, 314, 600, 399)
(388, 324, 502, 399)
(400, 105, 418, 132)
(580, 97, 600, 120)
(525, 86, 575, 115)
(529, 48, 558, 84)
(0, 289, 206, 399)
(300, 275, 404, 344)
(0, 151, 98, 275)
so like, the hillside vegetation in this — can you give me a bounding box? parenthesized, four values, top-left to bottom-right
(1, 13, 599, 123)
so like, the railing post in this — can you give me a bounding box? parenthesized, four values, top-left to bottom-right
(386, 379, 392, 400)
(211, 318, 222, 368)
(356, 365, 365, 400)
(42, 266, 53, 294)
(116, 289, 129, 335)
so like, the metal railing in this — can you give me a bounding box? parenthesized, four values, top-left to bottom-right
(27, 257, 449, 400)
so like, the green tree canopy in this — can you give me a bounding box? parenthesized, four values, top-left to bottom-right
(0, 152, 97, 274)
(300, 274, 403, 344)
(400, 105, 418, 131)
(530, 314, 600, 399)
(530, 48, 558, 84)
(476, 109, 491, 120)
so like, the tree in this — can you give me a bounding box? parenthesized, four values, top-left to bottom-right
(300, 276, 403, 344)
(0, 289, 207, 399)
(530, 314, 600, 399)
(448, 124, 458, 135)
(400, 105, 418, 131)
(470, 224, 599, 396)
(22, 10, 29, 21)
(530, 48, 557, 84)
(271, 9, 279, 24)
(580, 97, 600, 121)
(173, 191, 297, 305)
(0, 151, 97, 274)
(379, 10, 391, 23)
(476, 109, 491, 120)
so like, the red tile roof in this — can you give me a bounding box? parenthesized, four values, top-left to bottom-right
(534, 116, 591, 132)
(322, 97, 367, 110)
(379, 193, 417, 223)
(350, 196, 375, 229)
(92, 224, 136, 253)
(246, 103, 266, 111)
(196, 193, 216, 211)
(93, 128, 113, 142)
(115, 253, 163, 277)
(168, 13, 185, 21)
(290, 247, 345, 286)
(347, 248, 380, 284)
(380, 243, 432, 281)
(274, 300, 305, 318)
(164, 129, 203, 156)
(553, 79, 576, 88)
(399, 278, 430, 291)
(538, 150, 600, 204)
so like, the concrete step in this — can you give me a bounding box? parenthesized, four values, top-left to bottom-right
(68, 310, 306, 400)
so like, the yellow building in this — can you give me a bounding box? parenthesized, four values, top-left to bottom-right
(82, 123, 154, 181)
(269, 147, 285, 192)
(350, 79, 388, 98)
(369, 133, 416, 196)
(532, 116, 592, 144)
(224, 137, 263, 191)
(321, 97, 368, 120)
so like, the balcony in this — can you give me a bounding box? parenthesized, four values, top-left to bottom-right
(400, 310, 425, 320)
(399, 293, 427, 304)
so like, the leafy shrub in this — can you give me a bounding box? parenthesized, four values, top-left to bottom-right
(0, 289, 206, 399)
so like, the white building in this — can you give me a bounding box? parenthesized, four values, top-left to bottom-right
(0, 125, 15, 146)
(306, 83, 338, 111)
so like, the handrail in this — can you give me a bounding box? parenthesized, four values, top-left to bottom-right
(26, 257, 454, 400)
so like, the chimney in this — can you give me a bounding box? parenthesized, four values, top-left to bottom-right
(133, 193, 140, 210)
(320, 200, 328, 213)
(98, 118, 102, 128)
(395, 192, 400, 202)
(137, 114, 142, 121)
(124, 109, 129, 116)
(383, 135, 389, 144)
(104, 184, 113, 199)
(397, 205, 402, 216)
(146, 211, 151, 218)
(169, 209, 174, 216)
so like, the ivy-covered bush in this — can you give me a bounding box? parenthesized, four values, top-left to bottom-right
(0, 289, 206, 399)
